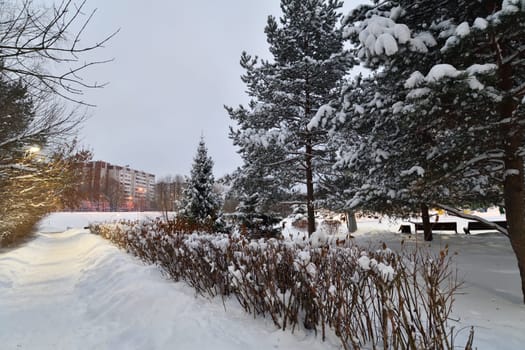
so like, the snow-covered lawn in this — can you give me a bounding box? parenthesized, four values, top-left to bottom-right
(1, 211, 525, 349)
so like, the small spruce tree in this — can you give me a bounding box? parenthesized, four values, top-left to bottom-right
(179, 138, 222, 229)
(235, 193, 282, 237)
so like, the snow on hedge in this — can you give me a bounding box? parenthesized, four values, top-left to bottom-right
(91, 219, 473, 349)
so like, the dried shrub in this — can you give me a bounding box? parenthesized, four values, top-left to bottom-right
(0, 216, 42, 247)
(90, 221, 473, 350)
(291, 219, 308, 229)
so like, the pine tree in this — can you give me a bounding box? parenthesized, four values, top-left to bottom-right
(234, 193, 282, 237)
(330, 1, 525, 300)
(319, 2, 506, 238)
(179, 138, 221, 228)
(224, 145, 294, 213)
(227, 0, 354, 236)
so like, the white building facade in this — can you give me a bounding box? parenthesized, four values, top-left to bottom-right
(81, 161, 155, 211)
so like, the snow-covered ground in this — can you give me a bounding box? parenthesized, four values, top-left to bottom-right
(35, 211, 169, 233)
(0, 212, 340, 350)
(1, 211, 525, 349)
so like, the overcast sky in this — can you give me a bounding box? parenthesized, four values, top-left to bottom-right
(62, 0, 367, 179)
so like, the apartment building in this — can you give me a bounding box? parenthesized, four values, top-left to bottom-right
(80, 161, 155, 211)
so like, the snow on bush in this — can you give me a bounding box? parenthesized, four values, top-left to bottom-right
(90, 220, 474, 350)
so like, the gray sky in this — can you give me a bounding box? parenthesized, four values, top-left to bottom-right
(67, 0, 366, 179)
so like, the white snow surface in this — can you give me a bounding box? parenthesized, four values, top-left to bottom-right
(502, 0, 525, 13)
(353, 219, 525, 349)
(0, 212, 339, 350)
(307, 104, 335, 131)
(473, 17, 489, 30)
(404, 63, 495, 93)
(2, 212, 525, 349)
(400, 165, 425, 177)
(404, 71, 425, 88)
(425, 64, 462, 82)
(455, 22, 471, 37)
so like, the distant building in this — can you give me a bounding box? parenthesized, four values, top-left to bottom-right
(79, 161, 155, 211)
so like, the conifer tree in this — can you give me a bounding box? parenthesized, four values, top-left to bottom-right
(327, 1, 525, 300)
(234, 193, 282, 237)
(227, 0, 354, 236)
(179, 138, 221, 227)
(319, 2, 510, 239)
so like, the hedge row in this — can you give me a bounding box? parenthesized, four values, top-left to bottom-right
(90, 220, 474, 350)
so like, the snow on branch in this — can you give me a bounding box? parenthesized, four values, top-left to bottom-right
(405, 63, 497, 92)
(400, 165, 425, 177)
(307, 105, 335, 131)
(346, 12, 437, 59)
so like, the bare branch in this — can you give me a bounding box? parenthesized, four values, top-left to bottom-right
(0, 0, 118, 104)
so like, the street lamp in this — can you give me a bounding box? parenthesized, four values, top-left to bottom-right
(28, 145, 41, 154)
(25, 145, 44, 164)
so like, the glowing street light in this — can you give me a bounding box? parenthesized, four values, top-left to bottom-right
(28, 145, 41, 154)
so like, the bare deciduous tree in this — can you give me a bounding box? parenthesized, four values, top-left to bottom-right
(0, 0, 115, 246)
(0, 0, 118, 104)
(156, 175, 185, 220)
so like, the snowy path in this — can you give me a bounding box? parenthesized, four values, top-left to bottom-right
(0, 229, 338, 350)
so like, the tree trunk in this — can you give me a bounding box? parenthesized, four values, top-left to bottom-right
(346, 210, 358, 233)
(503, 148, 525, 303)
(499, 62, 525, 303)
(305, 139, 316, 236)
(421, 203, 433, 241)
(304, 74, 316, 237)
